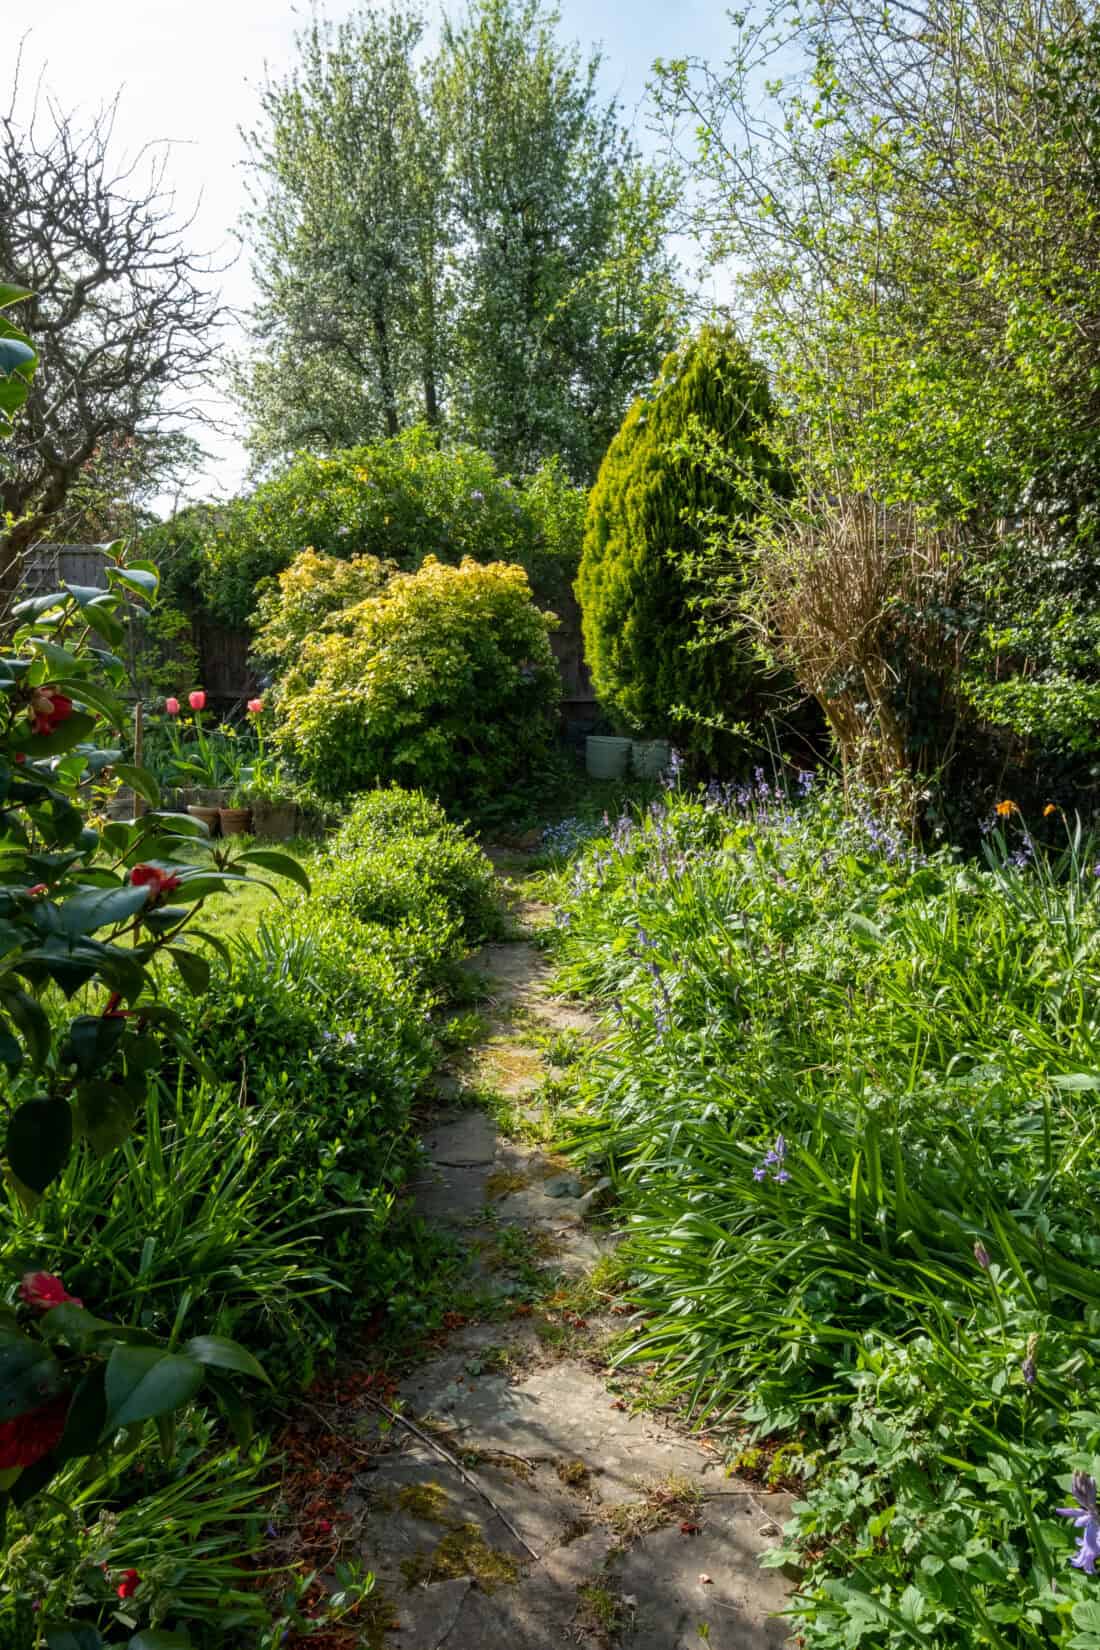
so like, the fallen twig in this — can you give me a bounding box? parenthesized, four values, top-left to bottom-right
(302, 1394, 542, 1562)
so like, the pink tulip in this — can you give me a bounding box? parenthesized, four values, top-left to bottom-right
(247, 697, 264, 715)
(165, 697, 180, 716)
(189, 690, 206, 712)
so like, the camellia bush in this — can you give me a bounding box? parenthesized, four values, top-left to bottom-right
(275, 555, 561, 803)
(0, 300, 307, 1648)
(0, 552, 308, 1615)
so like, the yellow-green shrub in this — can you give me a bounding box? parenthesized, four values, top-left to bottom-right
(277, 556, 561, 801)
(252, 548, 393, 678)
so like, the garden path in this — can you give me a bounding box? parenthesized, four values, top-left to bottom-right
(334, 859, 793, 1648)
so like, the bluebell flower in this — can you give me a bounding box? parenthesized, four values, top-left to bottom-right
(1058, 1472, 1100, 1574)
(754, 1134, 790, 1185)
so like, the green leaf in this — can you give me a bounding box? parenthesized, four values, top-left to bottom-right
(0, 1328, 64, 1420)
(12, 590, 72, 621)
(1052, 1073, 1100, 1091)
(2, 989, 52, 1067)
(204, 1371, 254, 1447)
(107, 565, 160, 600)
(112, 764, 161, 808)
(0, 338, 34, 377)
(129, 1631, 193, 1649)
(184, 1335, 269, 1384)
(162, 872, 260, 903)
(0, 284, 33, 310)
(43, 1623, 105, 1650)
(166, 946, 211, 996)
(6, 1097, 72, 1191)
(68, 1013, 127, 1077)
(56, 1368, 109, 1466)
(0, 1027, 23, 1071)
(234, 848, 312, 894)
(21, 712, 98, 758)
(104, 1344, 204, 1428)
(73, 1080, 137, 1156)
(59, 883, 150, 937)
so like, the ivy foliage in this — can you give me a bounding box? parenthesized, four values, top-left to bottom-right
(576, 324, 789, 754)
(159, 427, 584, 629)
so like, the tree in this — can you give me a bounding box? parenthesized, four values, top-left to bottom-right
(0, 75, 222, 599)
(653, 1, 1100, 806)
(434, 0, 683, 477)
(238, 0, 683, 478)
(576, 324, 789, 760)
(239, 4, 449, 461)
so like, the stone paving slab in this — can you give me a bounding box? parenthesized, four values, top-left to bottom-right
(400, 1357, 729, 1502)
(611, 1496, 794, 1648)
(354, 917, 791, 1647)
(421, 1113, 498, 1166)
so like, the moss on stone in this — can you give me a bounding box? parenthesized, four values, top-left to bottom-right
(396, 1480, 452, 1523)
(400, 1522, 521, 1592)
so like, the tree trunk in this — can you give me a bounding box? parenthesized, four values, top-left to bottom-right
(371, 297, 400, 439)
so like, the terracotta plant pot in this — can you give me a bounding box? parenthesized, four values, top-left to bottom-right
(251, 800, 299, 840)
(187, 803, 221, 838)
(219, 806, 253, 837)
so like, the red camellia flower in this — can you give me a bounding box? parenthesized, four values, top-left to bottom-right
(129, 864, 182, 904)
(19, 1271, 83, 1311)
(165, 696, 181, 716)
(0, 1393, 69, 1469)
(189, 689, 206, 711)
(247, 697, 264, 715)
(115, 1569, 141, 1600)
(29, 686, 75, 737)
(26, 884, 47, 898)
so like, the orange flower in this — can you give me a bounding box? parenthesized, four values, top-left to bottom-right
(1043, 803, 1058, 817)
(995, 800, 1017, 817)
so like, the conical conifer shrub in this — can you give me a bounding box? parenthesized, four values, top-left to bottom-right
(577, 324, 786, 759)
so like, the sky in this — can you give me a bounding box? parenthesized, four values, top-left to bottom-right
(20, 0, 736, 504)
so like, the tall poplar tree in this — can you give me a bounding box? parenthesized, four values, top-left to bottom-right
(239, 6, 449, 460)
(238, 0, 682, 478)
(434, 0, 682, 477)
